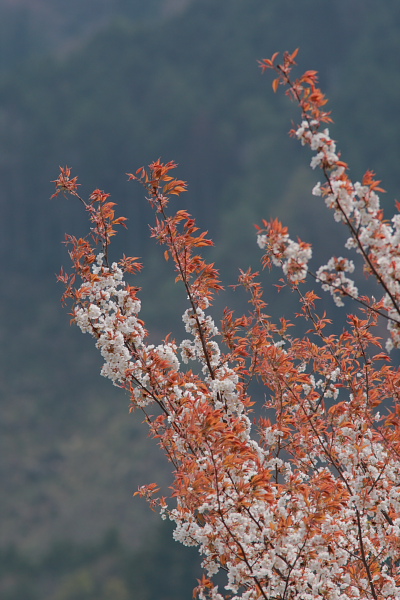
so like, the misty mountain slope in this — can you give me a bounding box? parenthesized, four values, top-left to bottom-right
(0, 0, 399, 566)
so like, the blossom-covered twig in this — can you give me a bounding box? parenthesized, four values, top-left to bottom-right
(259, 50, 400, 351)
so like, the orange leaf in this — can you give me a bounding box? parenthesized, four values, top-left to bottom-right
(291, 47, 299, 61)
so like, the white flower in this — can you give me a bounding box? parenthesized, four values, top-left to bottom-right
(312, 182, 322, 196)
(87, 304, 101, 319)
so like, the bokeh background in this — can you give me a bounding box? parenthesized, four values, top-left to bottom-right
(0, 0, 399, 598)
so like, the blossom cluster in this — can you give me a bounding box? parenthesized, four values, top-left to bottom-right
(73, 254, 145, 386)
(257, 227, 312, 283)
(315, 256, 358, 307)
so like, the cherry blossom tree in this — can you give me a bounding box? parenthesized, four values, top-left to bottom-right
(53, 50, 400, 599)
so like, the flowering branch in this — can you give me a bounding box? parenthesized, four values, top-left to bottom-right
(55, 51, 400, 600)
(259, 50, 400, 351)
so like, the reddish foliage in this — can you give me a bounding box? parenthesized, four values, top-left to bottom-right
(55, 52, 400, 600)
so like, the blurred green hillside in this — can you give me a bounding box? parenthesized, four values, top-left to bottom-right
(1, 0, 400, 598)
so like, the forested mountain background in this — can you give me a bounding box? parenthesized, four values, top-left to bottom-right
(1, 0, 399, 598)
